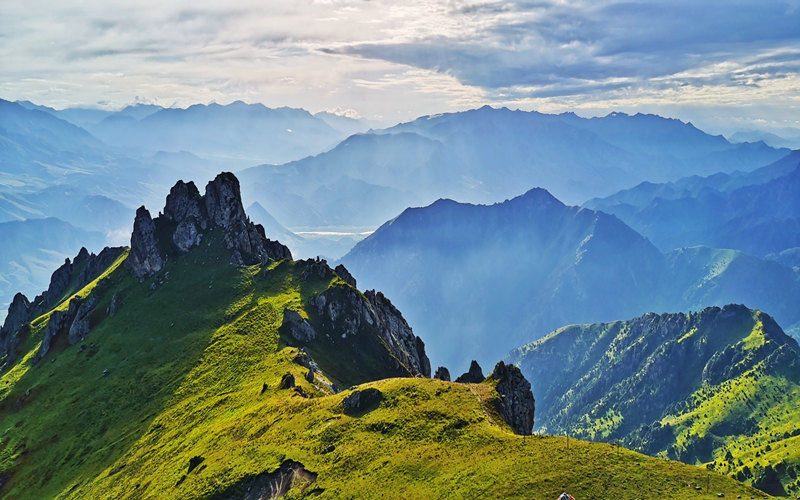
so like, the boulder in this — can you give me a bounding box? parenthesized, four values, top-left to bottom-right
(488, 361, 535, 435)
(342, 388, 383, 414)
(278, 373, 295, 389)
(455, 360, 484, 383)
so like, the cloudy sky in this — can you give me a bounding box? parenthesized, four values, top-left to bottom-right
(2, 0, 799, 133)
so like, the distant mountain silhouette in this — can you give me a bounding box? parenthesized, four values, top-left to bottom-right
(341, 188, 800, 369)
(241, 106, 787, 228)
(586, 151, 800, 257)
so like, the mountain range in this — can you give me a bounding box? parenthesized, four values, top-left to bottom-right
(509, 305, 800, 497)
(239, 106, 788, 229)
(340, 188, 800, 370)
(586, 150, 800, 259)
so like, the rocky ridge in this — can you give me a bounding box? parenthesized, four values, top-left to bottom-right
(0, 246, 124, 367)
(126, 172, 292, 280)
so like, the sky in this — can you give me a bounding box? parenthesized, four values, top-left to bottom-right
(2, 0, 800, 135)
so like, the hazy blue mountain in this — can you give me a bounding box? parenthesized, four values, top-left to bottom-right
(729, 129, 800, 149)
(0, 185, 132, 238)
(0, 217, 104, 320)
(239, 132, 438, 228)
(340, 189, 800, 370)
(87, 101, 350, 165)
(14, 100, 114, 129)
(313, 111, 370, 137)
(586, 152, 800, 257)
(240, 107, 787, 229)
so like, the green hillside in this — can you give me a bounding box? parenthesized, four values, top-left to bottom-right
(0, 245, 768, 499)
(0, 173, 773, 499)
(510, 305, 800, 497)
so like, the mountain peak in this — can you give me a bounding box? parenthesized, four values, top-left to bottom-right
(125, 172, 292, 280)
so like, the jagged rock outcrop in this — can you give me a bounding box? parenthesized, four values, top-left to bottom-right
(488, 361, 535, 435)
(433, 366, 451, 381)
(455, 360, 484, 383)
(124, 172, 292, 278)
(1, 246, 125, 367)
(125, 206, 164, 280)
(0, 293, 32, 364)
(299, 258, 333, 282)
(163, 180, 204, 223)
(310, 286, 430, 378)
(281, 309, 317, 343)
(37, 298, 81, 361)
(334, 264, 356, 288)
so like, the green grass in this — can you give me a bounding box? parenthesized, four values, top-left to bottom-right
(0, 242, 773, 499)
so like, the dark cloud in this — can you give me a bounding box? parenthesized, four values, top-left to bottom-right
(336, 0, 800, 96)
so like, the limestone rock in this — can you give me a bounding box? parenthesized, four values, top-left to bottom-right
(310, 286, 431, 378)
(125, 206, 164, 280)
(434, 366, 451, 381)
(299, 258, 333, 282)
(68, 293, 99, 345)
(172, 220, 201, 253)
(204, 172, 248, 229)
(488, 361, 535, 435)
(455, 360, 484, 383)
(163, 180, 204, 222)
(281, 309, 317, 343)
(38, 298, 81, 361)
(342, 388, 383, 414)
(334, 264, 357, 288)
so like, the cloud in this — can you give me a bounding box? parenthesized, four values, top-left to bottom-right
(0, 0, 798, 134)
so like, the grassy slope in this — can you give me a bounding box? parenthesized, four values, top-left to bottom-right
(512, 308, 800, 496)
(0, 240, 769, 499)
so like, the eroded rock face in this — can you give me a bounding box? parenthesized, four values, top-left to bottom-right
(125, 206, 164, 280)
(310, 286, 431, 378)
(163, 180, 204, 223)
(281, 309, 317, 343)
(38, 298, 81, 361)
(213, 459, 319, 499)
(68, 292, 99, 345)
(204, 172, 248, 229)
(455, 360, 484, 383)
(489, 361, 535, 435)
(172, 220, 201, 253)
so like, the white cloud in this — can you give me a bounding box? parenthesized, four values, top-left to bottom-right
(0, 0, 798, 132)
